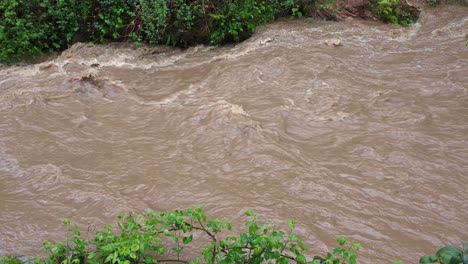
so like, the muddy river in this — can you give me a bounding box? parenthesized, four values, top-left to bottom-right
(0, 5, 467, 263)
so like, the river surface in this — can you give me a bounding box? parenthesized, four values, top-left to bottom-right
(1, 5, 467, 263)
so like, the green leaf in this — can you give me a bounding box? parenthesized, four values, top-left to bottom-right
(245, 210, 253, 216)
(88, 252, 96, 259)
(333, 248, 343, 255)
(173, 247, 183, 254)
(288, 220, 296, 230)
(240, 233, 249, 244)
(337, 236, 347, 246)
(289, 234, 298, 242)
(183, 235, 193, 245)
(437, 246, 464, 263)
(352, 243, 362, 251)
(278, 257, 288, 264)
(296, 254, 306, 263)
(439, 255, 459, 264)
(419, 254, 438, 263)
(253, 245, 263, 255)
(130, 244, 139, 251)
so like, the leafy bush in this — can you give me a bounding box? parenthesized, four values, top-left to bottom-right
(0, 0, 320, 62)
(208, 0, 279, 44)
(92, 0, 136, 42)
(419, 243, 468, 264)
(0, 0, 79, 62)
(1, 0, 420, 62)
(373, 0, 416, 26)
(131, 0, 204, 46)
(26, 207, 361, 264)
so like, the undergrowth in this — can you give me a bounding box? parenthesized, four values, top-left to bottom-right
(0, 0, 315, 63)
(419, 244, 468, 264)
(0, 0, 420, 63)
(373, 0, 416, 26)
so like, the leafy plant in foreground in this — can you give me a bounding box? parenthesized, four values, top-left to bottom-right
(2, 207, 466, 264)
(419, 243, 468, 264)
(32, 207, 361, 264)
(40, 218, 88, 264)
(314, 235, 361, 264)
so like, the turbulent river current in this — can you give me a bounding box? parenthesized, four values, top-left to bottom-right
(1, 5, 467, 263)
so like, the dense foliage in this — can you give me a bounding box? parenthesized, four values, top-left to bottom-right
(419, 243, 468, 264)
(0, 0, 423, 63)
(372, 0, 415, 26)
(0, 0, 317, 62)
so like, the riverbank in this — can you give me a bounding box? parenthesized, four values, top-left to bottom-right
(0, 0, 420, 63)
(1, 2, 467, 263)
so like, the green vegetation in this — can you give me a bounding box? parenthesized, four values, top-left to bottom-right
(373, 0, 415, 26)
(419, 243, 468, 264)
(0, 257, 21, 264)
(1, 0, 421, 63)
(0, 0, 80, 62)
(0, 207, 466, 264)
(0, 0, 316, 63)
(2, 207, 361, 264)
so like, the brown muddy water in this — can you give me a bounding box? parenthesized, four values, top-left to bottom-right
(0, 5, 467, 263)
